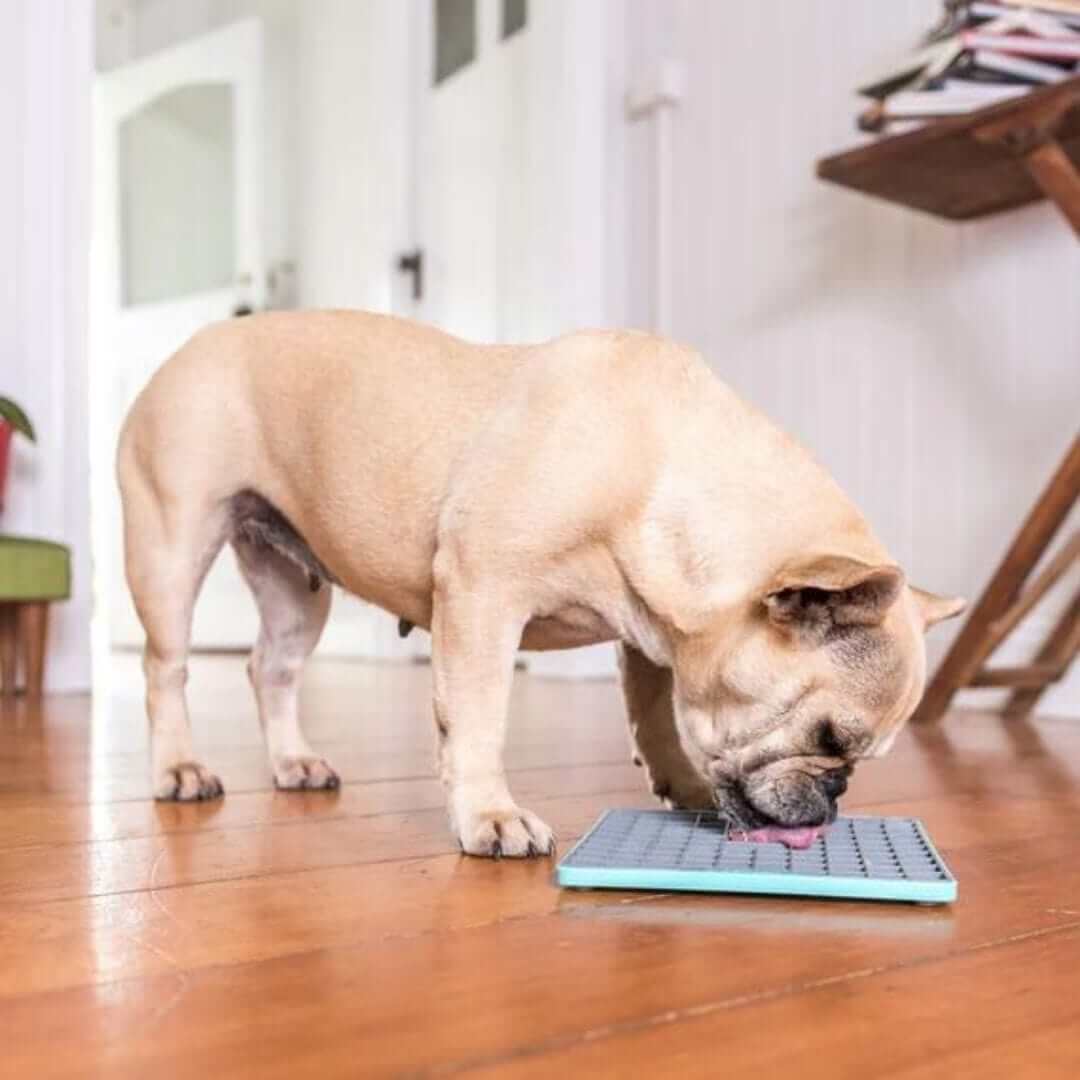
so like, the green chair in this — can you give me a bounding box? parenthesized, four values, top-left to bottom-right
(0, 536, 71, 697)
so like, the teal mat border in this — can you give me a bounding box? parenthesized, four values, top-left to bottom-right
(555, 811, 958, 905)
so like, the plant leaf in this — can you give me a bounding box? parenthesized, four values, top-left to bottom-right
(0, 397, 36, 442)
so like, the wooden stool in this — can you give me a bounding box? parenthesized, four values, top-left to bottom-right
(0, 536, 72, 698)
(913, 435, 1079, 723)
(818, 78, 1080, 723)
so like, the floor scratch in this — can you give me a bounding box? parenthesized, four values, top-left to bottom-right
(146, 972, 191, 1027)
(431, 918, 1080, 1076)
(147, 847, 183, 929)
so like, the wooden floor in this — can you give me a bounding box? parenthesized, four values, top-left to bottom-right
(2, 654, 1080, 1078)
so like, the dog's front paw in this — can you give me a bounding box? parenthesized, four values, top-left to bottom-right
(454, 804, 555, 858)
(273, 756, 341, 791)
(154, 762, 224, 802)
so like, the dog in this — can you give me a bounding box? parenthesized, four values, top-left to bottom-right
(117, 310, 964, 857)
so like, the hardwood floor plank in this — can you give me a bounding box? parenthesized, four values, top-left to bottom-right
(467, 925, 1080, 1078)
(3, 657, 1079, 1078)
(2, 812, 1079, 1074)
(2, 772, 1076, 907)
(0, 789, 656, 905)
(0, 763, 645, 852)
(0, 800, 1075, 1002)
(0, 741, 638, 804)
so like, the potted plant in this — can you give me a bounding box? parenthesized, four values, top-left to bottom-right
(0, 397, 35, 513)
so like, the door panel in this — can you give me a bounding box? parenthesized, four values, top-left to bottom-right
(411, 0, 616, 677)
(415, 0, 500, 343)
(93, 19, 264, 650)
(117, 82, 237, 307)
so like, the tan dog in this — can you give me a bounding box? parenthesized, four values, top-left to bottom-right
(118, 311, 964, 857)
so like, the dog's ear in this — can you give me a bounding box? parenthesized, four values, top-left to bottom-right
(910, 586, 966, 630)
(763, 555, 904, 632)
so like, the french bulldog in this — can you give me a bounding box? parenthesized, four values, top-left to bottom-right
(117, 311, 964, 856)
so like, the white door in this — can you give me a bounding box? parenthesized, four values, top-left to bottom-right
(409, 0, 615, 677)
(92, 19, 265, 650)
(412, 0, 541, 345)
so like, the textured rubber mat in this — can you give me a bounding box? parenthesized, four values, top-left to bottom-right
(557, 809, 957, 904)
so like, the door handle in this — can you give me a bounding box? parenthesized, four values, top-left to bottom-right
(396, 248, 424, 302)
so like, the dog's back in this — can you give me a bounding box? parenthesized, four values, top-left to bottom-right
(117, 311, 530, 608)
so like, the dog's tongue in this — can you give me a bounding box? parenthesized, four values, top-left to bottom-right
(729, 825, 826, 850)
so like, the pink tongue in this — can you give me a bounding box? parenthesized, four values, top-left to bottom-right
(729, 825, 826, 850)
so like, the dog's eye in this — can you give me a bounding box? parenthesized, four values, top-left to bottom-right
(817, 719, 848, 759)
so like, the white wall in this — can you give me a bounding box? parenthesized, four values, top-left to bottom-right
(0, 0, 93, 692)
(624, 0, 1080, 716)
(92, 1, 1078, 713)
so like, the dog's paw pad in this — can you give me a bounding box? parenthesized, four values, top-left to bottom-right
(456, 807, 555, 859)
(154, 762, 224, 802)
(273, 756, 341, 791)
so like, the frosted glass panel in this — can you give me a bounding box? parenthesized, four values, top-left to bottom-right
(118, 83, 236, 306)
(434, 0, 476, 85)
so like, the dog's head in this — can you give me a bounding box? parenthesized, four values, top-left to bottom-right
(669, 554, 964, 832)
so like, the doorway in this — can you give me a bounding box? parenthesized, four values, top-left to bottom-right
(89, 0, 621, 680)
(92, 18, 266, 652)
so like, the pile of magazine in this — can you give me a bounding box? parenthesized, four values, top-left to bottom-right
(858, 0, 1080, 133)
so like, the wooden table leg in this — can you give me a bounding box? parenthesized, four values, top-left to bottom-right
(913, 433, 1080, 724)
(1004, 588, 1080, 721)
(16, 602, 49, 698)
(0, 604, 16, 695)
(974, 92, 1080, 239)
(1024, 138, 1080, 239)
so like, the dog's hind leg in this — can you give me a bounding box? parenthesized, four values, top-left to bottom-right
(122, 487, 231, 801)
(233, 538, 338, 790)
(618, 644, 714, 811)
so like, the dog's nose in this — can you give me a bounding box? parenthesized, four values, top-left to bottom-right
(819, 768, 849, 801)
